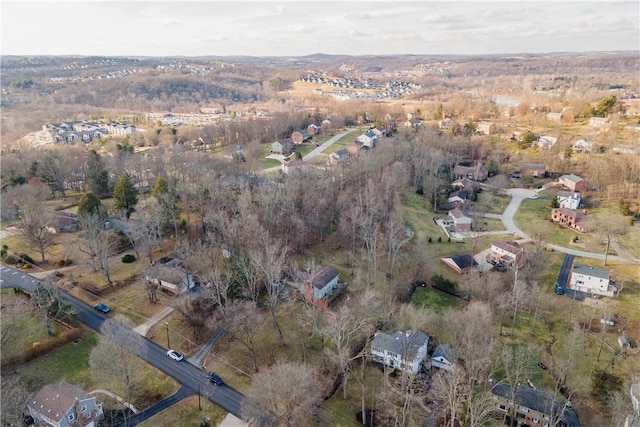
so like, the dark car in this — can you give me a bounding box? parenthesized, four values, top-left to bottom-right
(555, 286, 565, 296)
(207, 373, 224, 386)
(94, 303, 111, 313)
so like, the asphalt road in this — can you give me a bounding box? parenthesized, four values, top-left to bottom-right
(0, 265, 247, 420)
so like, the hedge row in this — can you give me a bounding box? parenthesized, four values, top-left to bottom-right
(1, 327, 84, 367)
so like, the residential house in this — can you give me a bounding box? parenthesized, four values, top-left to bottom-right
(490, 241, 526, 269)
(568, 264, 616, 297)
(451, 177, 480, 192)
(522, 163, 546, 177)
(407, 112, 422, 121)
(321, 119, 332, 131)
(307, 123, 321, 136)
(431, 344, 457, 371)
(547, 112, 564, 123)
(144, 258, 199, 295)
(404, 117, 422, 128)
(439, 118, 452, 129)
(447, 190, 468, 209)
(448, 208, 472, 231)
(441, 254, 478, 274)
(291, 130, 312, 145)
(372, 126, 387, 138)
(27, 381, 103, 427)
(49, 211, 80, 233)
(558, 174, 589, 192)
(589, 116, 611, 129)
(345, 141, 365, 156)
(618, 336, 631, 349)
(536, 135, 559, 149)
(302, 266, 343, 310)
(557, 191, 582, 210)
(477, 121, 496, 135)
(356, 130, 378, 148)
(281, 158, 310, 175)
(453, 161, 488, 181)
(371, 330, 429, 374)
(326, 149, 350, 167)
(572, 139, 594, 153)
(270, 139, 293, 155)
(490, 383, 581, 427)
(551, 208, 588, 232)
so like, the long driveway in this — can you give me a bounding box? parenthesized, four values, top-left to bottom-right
(0, 265, 249, 421)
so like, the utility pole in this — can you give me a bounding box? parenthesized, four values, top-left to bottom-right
(165, 320, 170, 348)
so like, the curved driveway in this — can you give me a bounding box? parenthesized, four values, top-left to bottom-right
(0, 265, 248, 421)
(501, 189, 639, 264)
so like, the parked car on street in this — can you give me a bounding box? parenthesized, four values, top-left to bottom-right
(167, 349, 184, 361)
(94, 303, 111, 313)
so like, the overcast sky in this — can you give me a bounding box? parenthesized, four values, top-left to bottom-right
(1, 1, 638, 57)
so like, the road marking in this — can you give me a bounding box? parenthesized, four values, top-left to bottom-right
(12, 271, 17, 275)
(21, 275, 26, 278)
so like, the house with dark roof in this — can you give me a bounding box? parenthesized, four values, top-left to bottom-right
(490, 383, 581, 427)
(522, 163, 546, 177)
(551, 208, 588, 232)
(453, 161, 488, 181)
(356, 130, 378, 148)
(291, 129, 312, 144)
(568, 264, 616, 297)
(326, 149, 350, 167)
(302, 266, 344, 310)
(271, 139, 293, 155)
(27, 381, 103, 427)
(431, 343, 457, 371)
(371, 330, 429, 374)
(441, 254, 478, 274)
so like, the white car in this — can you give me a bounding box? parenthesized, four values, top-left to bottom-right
(166, 349, 184, 361)
(528, 195, 539, 199)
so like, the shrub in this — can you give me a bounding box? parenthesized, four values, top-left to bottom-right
(18, 253, 35, 265)
(4, 255, 19, 265)
(428, 237, 432, 243)
(437, 237, 442, 243)
(58, 259, 73, 267)
(1, 328, 83, 367)
(121, 254, 136, 263)
(1, 244, 7, 258)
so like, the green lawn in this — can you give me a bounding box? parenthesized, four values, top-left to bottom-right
(411, 286, 459, 314)
(138, 395, 227, 427)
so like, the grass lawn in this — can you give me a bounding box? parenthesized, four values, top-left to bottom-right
(475, 191, 510, 215)
(411, 285, 459, 314)
(14, 329, 99, 392)
(147, 310, 200, 355)
(137, 395, 227, 427)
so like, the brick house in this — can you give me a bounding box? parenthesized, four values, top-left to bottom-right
(489, 241, 526, 269)
(522, 163, 546, 177)
(291, 129, 312, 145)
(551, 208, 588, 232)
(490, 383, 581, 427)
(558, 174, 589, 192)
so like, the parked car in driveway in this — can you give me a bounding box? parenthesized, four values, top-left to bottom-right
(167, 349, 184, 361)
(554, 286, 565, 295)
(94, 303, 111, 313)
(207, 373, 224, 386)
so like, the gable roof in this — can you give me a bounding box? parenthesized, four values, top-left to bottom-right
(310, 266, 339, 289)
(448, 208, 467, 219)
(441, 254, 478, 270)
(490, 384, 581, 426)
(432, 343, 457, 361)
(29, 382, 89, 423)
(572, 264, 609, 280)
(557, 190, 581, 199)
(560, 174, 584, 183)
(372, 330, 429, 359)
(492, 241, 525, 256)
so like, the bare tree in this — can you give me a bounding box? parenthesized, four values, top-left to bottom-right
(226, 300, 264, 372)
(590, 213, 628, 266)
(251, 234, 289, 346)
(242, 362, 324, 427)
(15, 183, 56, 263)
(1, 292, 40, 346)
(78, 211, 115, 286)
(31, 280, 77, 335)
(431, 365, 467, 427)
(90, 316, 146, 426)
(0, 375, 30, 427)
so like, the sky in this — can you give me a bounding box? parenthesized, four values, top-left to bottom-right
(1, 1, 639, 57)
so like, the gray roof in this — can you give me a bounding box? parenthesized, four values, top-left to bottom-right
(372, 330, 429, 358)
(573, 265, 609, 280)
(29, 382, 89, 423)
(491, 384, 581, 426)
(432, 343, 457, 361)
(310, 266, 339, 289)
(561, 174, 584, 183)
(557, 191, 581, 199)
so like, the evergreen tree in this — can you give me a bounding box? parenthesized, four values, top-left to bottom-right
(77, 192, 105, 219)
(87, 150, 110, 198)
(151, 176, 169, 200)
(113, 174, 138, 219)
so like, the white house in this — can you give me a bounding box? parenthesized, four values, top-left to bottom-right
(489, 241, 526, 269)
(568, 265, 616, 297)
(356, 130, 378, 148)
(573, 139, 594, 153)
(371, 330, 429, 374)
(557, 191, 582, 210)
(431, 343, 457, 371)
(476, 121, 496, 135)
(28, 382, 103, 427)
(536, 135, 558, 149)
